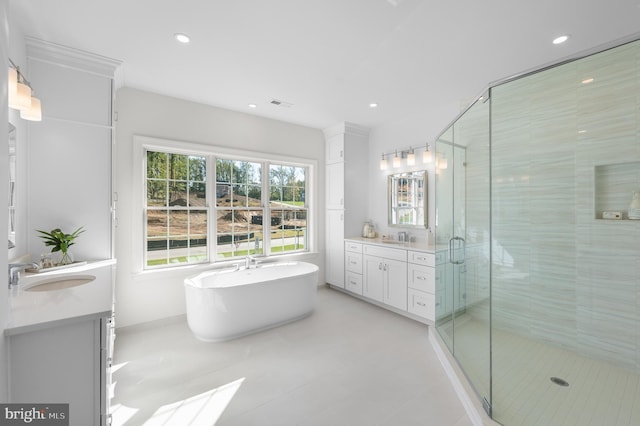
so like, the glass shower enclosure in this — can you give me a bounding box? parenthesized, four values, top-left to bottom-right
(435, 36, 640, 425)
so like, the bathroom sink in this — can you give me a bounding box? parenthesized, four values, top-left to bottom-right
(381, 240, 404, 244)
(23, 274, 96, 292)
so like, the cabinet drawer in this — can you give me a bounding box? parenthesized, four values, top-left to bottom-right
(408, 263, 435, 293)
(346, 253, 363, 274)
(408, 251, 434, 267)
(345, 241, 363, 253)
(363, 244, 407, 262)
(345, 272, 363, 295)
(408, 288, 435, 321)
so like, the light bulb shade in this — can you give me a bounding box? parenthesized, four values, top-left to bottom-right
(380, 157, 388, 170)
(407, 151, 415, 166)
(392, 154, 402, 168)
(8, 67, 17, 105)
(9, 81, 32, 111)
(422, 149, 432, 163)
(440, 157, 448, 169)
(20, 96, 42, 121)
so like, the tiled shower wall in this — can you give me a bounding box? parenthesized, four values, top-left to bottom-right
(491, 40, 640, 372)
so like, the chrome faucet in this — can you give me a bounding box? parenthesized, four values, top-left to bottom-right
(8, 262, 39, 288)
(244, 254, 262, 269)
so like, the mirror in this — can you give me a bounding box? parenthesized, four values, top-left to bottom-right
(388, 170, 427, 228)
(8, 123, 16, 249)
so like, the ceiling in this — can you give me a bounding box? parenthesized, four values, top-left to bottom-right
(10, 0, 640, 130)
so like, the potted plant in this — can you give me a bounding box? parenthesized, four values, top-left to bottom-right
(36, 226, 85, 266)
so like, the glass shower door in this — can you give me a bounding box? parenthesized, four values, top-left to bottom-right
(435, 97, 492, 413)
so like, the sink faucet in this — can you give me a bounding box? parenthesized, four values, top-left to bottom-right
(8, 262, 39, 288)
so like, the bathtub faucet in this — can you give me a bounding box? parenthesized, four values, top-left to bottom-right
(245, 254, 262, 269)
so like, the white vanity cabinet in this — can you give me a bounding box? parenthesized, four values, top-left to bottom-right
(363, 244, 408, 310)
(345, 241, 363, 295)
(341, 238, 435, 324)
(323, 123, 369, 288)
(407, 251, 436, 321)
(7, 315, 114, 425)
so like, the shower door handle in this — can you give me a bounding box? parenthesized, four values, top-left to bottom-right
(449, 236, 465, 265)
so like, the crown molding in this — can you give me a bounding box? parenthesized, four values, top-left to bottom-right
(322, 121, 370, 139)
(25, 36, 122, 78)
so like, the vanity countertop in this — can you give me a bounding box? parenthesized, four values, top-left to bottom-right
(5, 259, 116, 336)
(345, 236, 435, 253)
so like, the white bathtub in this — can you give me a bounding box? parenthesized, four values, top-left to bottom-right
(184, 261, 319, 342)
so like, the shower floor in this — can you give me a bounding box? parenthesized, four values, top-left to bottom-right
(440, 315, 640, 426)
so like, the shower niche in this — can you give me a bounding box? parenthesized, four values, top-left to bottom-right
(594, 161, 640, 220)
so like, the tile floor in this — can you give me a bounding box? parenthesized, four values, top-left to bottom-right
(111, 285, 473, 426)
(445, 316, 640, 426)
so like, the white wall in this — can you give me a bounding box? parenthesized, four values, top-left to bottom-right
(367, 102, 459, 245)
(114, 87, 325, 327)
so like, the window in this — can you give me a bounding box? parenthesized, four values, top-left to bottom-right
(145, 151, 208, 267)
(142, 141, 312, 270)
(269, 164, 307, 254)
(215, 159, 264, 259)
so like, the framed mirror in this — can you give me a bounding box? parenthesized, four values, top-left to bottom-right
(388, 170, 427, 228)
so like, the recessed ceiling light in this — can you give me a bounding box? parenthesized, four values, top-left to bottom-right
(553, 35, 569, 45)
(248, 104, 257, 108)
(174, 33, 191, 44)
(369, 103, 378, 108)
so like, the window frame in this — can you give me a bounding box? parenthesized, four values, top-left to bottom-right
(133, 135, 316, 272)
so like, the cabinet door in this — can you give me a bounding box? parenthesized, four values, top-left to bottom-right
(326, 134, 345, 164)
(326, 162, 344, 209)
(326, 210, 345, 287)
(384, 258, 407, 310)
(363, 255, 384, 302)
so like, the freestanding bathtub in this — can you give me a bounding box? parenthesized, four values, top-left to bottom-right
(184, 261, 319, 342)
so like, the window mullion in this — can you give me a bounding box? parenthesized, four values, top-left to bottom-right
(263, 161, 271, 255)
(209, 155, 216, 264)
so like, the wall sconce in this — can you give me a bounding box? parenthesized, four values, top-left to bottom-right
(8, 59, 42, 121)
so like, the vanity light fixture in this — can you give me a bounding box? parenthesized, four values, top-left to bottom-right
(369, 103, 378, 108)
(406, 146, 416, 166)
(422, 143, 433, 163)
(379, 153, 388, 170)
(437, 152, 448, 169)
(581, 78, 594, 84)
(379, 142, 435, 172)
(248, 104, 257, 108)
(8, 58, 42, 121)
(20, 96, 42, 121)
(392, 150, 402, 168)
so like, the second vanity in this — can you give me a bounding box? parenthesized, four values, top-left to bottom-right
(342, 237, 437, 323)
(5, 260, 116, 426)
